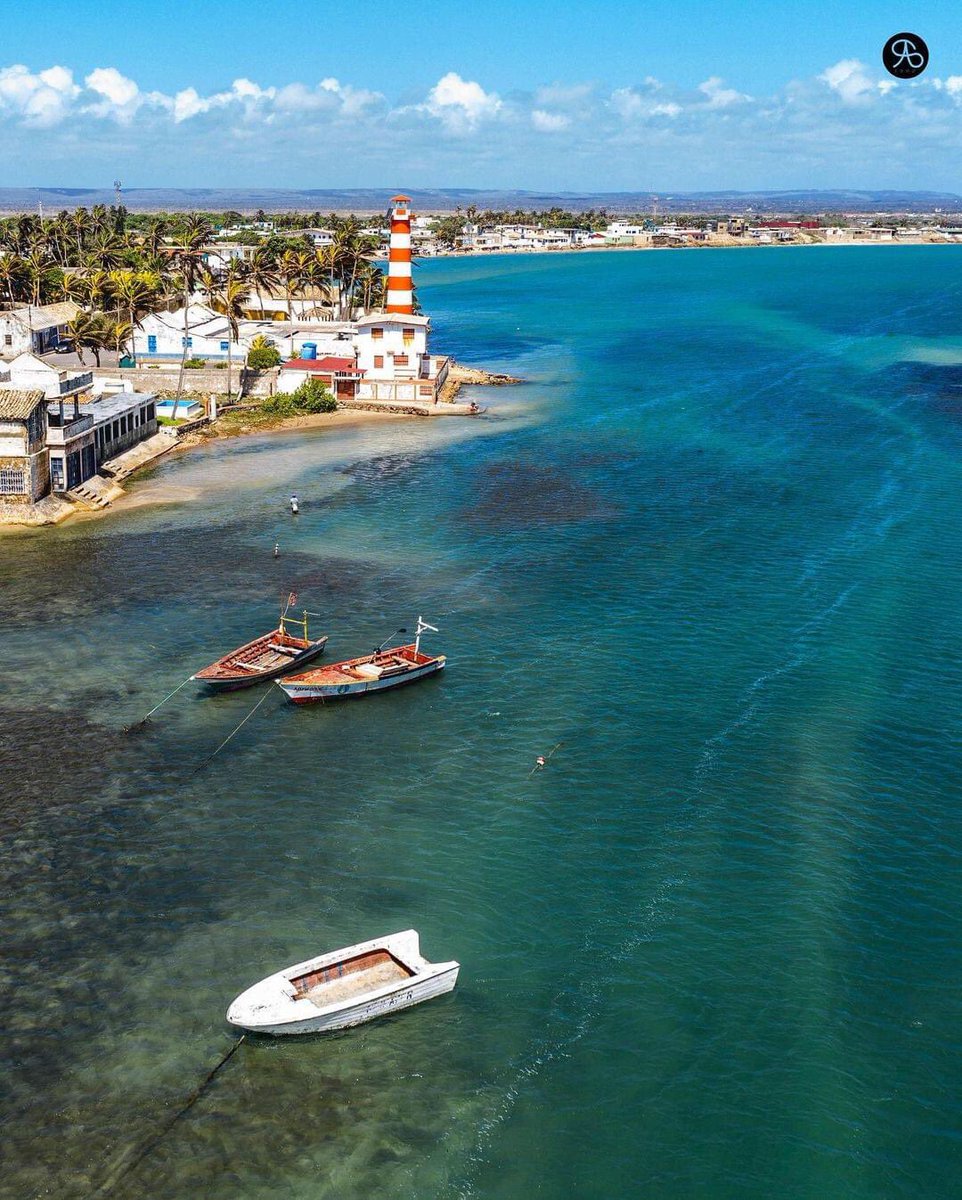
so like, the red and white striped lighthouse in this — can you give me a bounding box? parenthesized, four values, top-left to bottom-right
(385, 194, 414, 314)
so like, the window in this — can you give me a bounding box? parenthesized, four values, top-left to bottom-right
(146, 403, 155, 422)
(402, 329, 415, 345)
(0, 467, 25, 494)
(147, 335, 157, 353)
(394, 354, 409, 366)
(374, 355, 384, 369)
(371, 327, 383, 340)
(181, 337, 193, 348)
(220, 341, 229, 351)
(3, 334, 11, 347)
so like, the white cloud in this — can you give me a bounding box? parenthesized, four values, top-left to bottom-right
(819, 59, 880, 103)
(0, 63, 79, 127)
(532, 109, 570, 132)
(610, 86, 681, 119)
(3, 57, 962, 192)
(534, 83, 593, 108)
(698, 76, 750, 109)
(84, 67, 146, 123)
(424, 71, 501, 131)
(173, 87, 206, 123)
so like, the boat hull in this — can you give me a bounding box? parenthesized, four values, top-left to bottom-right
(279, 657, 444, 704)
(194, 636, 328, 691)
(226, 930, 460, 1036)
(229, 964, 459, 1036)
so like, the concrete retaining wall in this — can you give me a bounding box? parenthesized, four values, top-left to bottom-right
(93, 366, 279, 397)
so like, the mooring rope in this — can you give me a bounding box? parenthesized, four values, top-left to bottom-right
(123, 675, 194, 734)
(93, 1035, 246, 1197)
(188, 687, 275, 778)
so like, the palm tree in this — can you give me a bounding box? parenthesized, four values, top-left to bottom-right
(91, 231, 127, 272)
(86, 269, 115, 313)
(141, 215, 170, 258)
(354, 261, 384, 314)
(23, 247, 53, 306)
(340, 232, 379, 318)
(111, 271, 160, 367)
(213, 265, 249, 403)
(248, 246, 280, 319)
(71, 208, 90, 261)
(0, 255, 27, 306)
(109, 317, 132, 363)
(279, 248, 311, 355)
(55, 271, 89, 305)
(171, 214, 213, 398)
(64, 313, 90, 364)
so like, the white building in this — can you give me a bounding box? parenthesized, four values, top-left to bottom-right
(0, 388, 50, 502)
(5, 352, 93, 399)
(134, 305, 287, 361)
(604, 223, 652, 246)
(0, 302, 80, 358)
(200, 243, 257, 271)
(354, 314, 448, 404)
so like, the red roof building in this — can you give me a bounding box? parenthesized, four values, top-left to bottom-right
(278, 355, 364, 402)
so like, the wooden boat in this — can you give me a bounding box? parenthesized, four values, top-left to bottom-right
(276, 616, 444, 705)
(192, 600, 328, 692)
(226, 930, 459, 1036)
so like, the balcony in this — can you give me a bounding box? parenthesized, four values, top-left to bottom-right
(54, 371, 94, 397)
(46, 411, 93, 447)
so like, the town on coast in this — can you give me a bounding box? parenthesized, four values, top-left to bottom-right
(0, 194, 515, 528)
(2, 191, 959, 528)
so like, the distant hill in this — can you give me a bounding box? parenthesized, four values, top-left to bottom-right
(3, 187, 962, 215)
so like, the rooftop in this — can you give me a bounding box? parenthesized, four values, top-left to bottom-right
(356, 313, 429, 328)
(2, 302, 80, 332)
(282, 356, 359, 374)
(81, 391, 158, 421)
(0, 387, 46, 419)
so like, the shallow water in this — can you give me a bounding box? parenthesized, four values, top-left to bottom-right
(3, 246, 962, 1198)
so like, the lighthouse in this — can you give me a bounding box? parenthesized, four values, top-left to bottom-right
(385, 194, 414, 314)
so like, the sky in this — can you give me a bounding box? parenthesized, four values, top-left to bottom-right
(2, 0, 962, 191)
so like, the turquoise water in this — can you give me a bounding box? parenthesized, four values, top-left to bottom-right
(3, 245, 962, 1198)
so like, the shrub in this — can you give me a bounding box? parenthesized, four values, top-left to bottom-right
(247, 344, 282, 368)
(184, 356, 206, 369)
(261, 392, 298, 417)
(295, 378, 337, 413)
(261, 378, 337, 417)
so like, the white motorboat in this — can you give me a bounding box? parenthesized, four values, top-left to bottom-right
(226, 930, 460, 1036)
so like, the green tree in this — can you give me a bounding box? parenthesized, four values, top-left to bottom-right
(247, 334, 281, 368)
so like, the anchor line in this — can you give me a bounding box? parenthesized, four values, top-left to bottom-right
(123, 675, 194, 733)
(93, 1036, 246, 1196)
(189, 687, 275, 778)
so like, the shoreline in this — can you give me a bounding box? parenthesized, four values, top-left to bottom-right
(426, 236, 962, 261)
(0, 365, 516, 532)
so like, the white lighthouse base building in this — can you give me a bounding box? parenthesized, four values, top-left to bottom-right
(353, 314, 449, 404)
